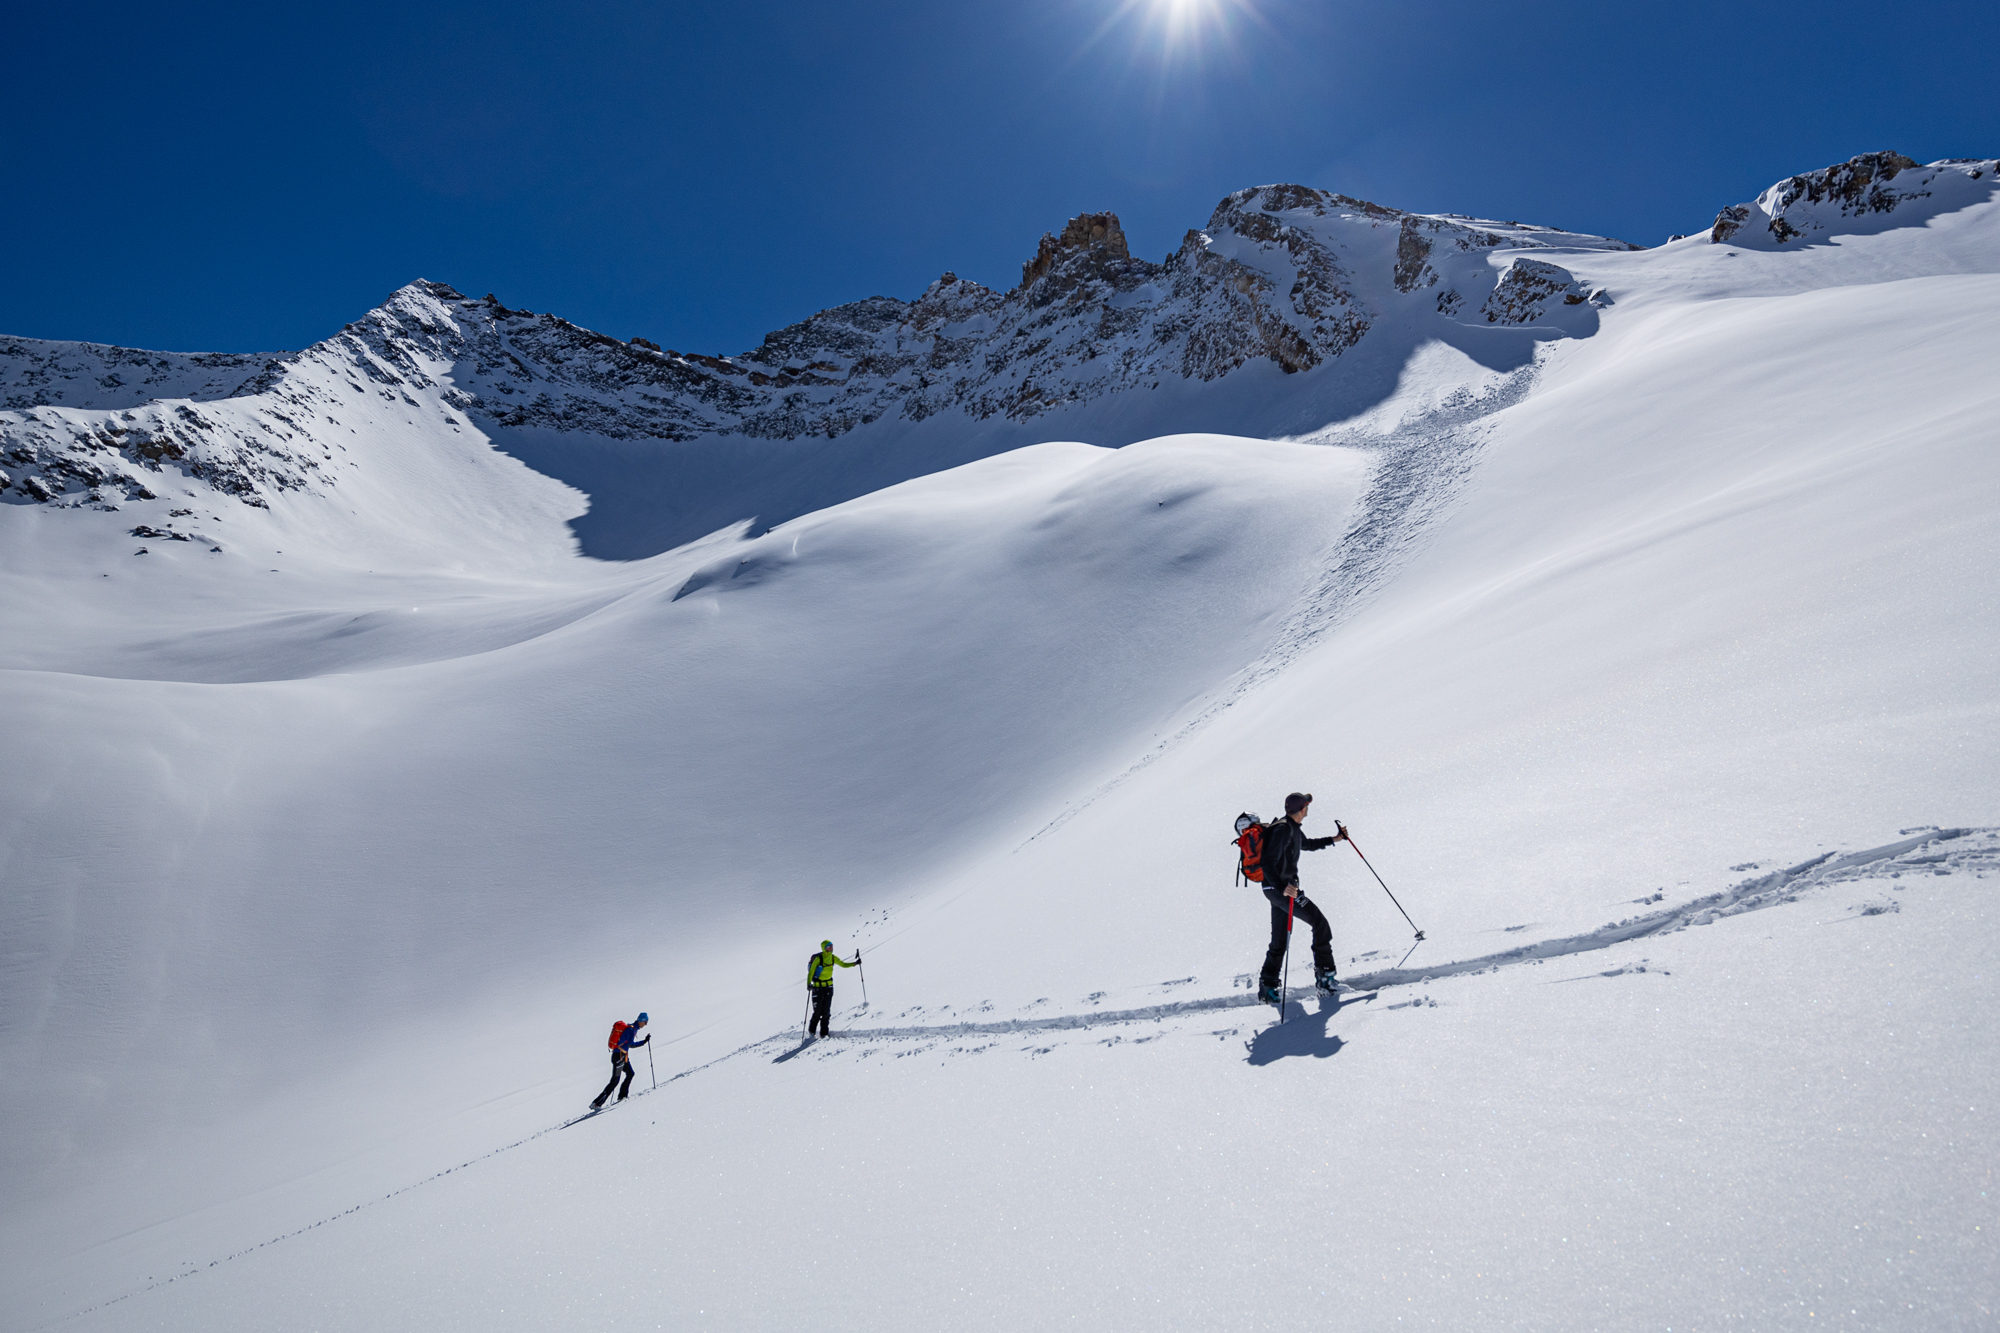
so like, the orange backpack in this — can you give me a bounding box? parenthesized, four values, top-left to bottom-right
(607, 1020, 628, 1051)
(1233, 814, 1267, 885)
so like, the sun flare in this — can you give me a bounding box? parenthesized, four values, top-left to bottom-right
(1072, 0, 1269, 77)
(1131, 0, 1259, 59)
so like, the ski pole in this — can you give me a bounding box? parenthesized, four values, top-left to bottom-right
(1337, 822, 1424, 941)
(647, 1041, 656, 1091)
(856, 949, 867, 1008)
(1281, 889, 1296, 1024)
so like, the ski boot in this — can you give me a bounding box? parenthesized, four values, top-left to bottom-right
(1258, 980, 1283, 1007)
(1315, 969, 1340, 996)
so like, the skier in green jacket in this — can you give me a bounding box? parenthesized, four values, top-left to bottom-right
(806, 940, 857, 1038)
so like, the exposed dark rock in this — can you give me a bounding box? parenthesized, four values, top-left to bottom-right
(1711, 151, 1939, 245)
(1394, 218, 1435, 293)
(1483, 259, 1584, 325)
(1019, 212, 1131, 289)
(1709, 205, 1752, 244)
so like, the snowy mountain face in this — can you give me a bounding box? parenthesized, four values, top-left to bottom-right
(0, 342, 276, 412)
(4, 155, 2000, 1332)
(1708, 151, 1997, 248)
(0, 186, 1627, 535)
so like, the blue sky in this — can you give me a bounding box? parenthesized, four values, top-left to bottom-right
(6, 0, 1994, 355)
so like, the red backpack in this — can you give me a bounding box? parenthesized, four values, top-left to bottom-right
(607, 1020, 628, 1051)
(1233, 813, 1267, 885)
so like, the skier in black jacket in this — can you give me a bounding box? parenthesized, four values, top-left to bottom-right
(1258, 792, 1346, 1006)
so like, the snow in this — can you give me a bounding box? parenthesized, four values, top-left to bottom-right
(0, 340, 279, 412)
(2, 159, 1997, 1330)
(45, 848, 1996, 1330)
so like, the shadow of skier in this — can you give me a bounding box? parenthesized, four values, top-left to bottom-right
(1246, 994, 1357, 1065)
(771, 1039, 817, 1064)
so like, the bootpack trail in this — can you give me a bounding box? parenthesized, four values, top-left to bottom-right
(49, 826, 1993, 1330)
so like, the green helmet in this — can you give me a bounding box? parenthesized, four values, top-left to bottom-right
(821, 940, 833, 950)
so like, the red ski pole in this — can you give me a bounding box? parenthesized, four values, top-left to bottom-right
(1280, 890, 1296, 1023)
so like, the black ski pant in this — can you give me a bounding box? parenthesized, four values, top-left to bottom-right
(809, 985, 834, 1037)
(1260, 886, 1335, 987)
(593, 1051, 635, 1107)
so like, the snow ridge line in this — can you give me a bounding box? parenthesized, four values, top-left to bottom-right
(761, 828, 1982, 1046)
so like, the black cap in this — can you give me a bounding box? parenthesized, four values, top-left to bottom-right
(1284, 792, 1312, 814)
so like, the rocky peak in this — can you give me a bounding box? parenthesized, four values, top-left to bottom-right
(1019, 212, 1133, 289)
(1709, 153, 1997, 247)
(1768, 151, 1919, 215)
(1211, 184, 1400, 226)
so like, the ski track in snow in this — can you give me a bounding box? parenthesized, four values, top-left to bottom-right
(1026, 356, 1542, 844)
(779, 826, 1991, 1045)
(48, 826, 1994, 1329)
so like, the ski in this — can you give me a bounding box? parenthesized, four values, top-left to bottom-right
(562, 1100, 625, 1129)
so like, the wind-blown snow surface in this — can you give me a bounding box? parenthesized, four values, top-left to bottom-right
(3, 160, 1999, 1330)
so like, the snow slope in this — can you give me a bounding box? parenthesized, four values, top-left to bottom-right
(2, 155, 1997, 1330)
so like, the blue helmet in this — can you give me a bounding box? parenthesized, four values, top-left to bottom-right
(635, 1012, 648, 1025)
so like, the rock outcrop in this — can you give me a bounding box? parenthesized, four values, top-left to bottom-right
(1482, 258, 1591, 325)
(1019, 212, 1132, 289)
(1710, 153, 1999, 247)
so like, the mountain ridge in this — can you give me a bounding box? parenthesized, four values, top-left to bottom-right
(1, 154, 1990, 551)
(0, 182, 1631, 518)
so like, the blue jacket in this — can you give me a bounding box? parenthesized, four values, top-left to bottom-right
(616, 1021, 650, 1054)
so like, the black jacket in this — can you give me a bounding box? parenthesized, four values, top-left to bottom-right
(1262, 818, 1336, 890)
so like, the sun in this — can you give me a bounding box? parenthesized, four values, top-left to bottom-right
(1153, 0, 1220, 41)
(1069, 0, 1269, 82)
(1127, 0, 1261, 61)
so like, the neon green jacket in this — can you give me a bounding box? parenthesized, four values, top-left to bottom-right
(807, 949, 857, 987)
